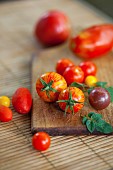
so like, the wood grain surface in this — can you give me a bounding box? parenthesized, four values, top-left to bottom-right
(31, 44, 113, 135)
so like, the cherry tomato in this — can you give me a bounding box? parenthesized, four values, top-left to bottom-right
(58, 87, 85, 114)
(56, 58, 75, 75)
(36, 72, 67, 102)
(0, 96, 10, 107)
(63, 65, 84, 86)
(32, 132, 50, 151)
(89, 87, 110, 110)
(85, 75, 98, 87)
(34, 10, 71, 46)
(0, 105, 12, 122)
(79, 61, 97, 79)
(70, 24, 113, 59)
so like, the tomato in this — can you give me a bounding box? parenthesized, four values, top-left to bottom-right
(0, 96, 10, 107)
(79, 61, 97, 79)
(89, 87, 110, 110)
(70, 24, 113, 59)
(85, 75, 98, 87)
(34, 10, 71, 46)
(36, 72, 67, 102)
(58, 87, 85, 114)
(63, 65, 84, 85)
(0, 105, 12, 122)
(56, 58, 75, 75)
(12, 87, 32, 114)
(32, 132, 50, 151)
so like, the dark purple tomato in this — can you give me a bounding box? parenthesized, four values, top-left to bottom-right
(89, 87, 110, 110)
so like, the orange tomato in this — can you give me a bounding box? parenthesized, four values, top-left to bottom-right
(58, 87, 85, 114)
(36, 72, 67, 102)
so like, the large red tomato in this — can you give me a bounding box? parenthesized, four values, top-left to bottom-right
(34, 10, 71, 46)
(63, 65, 84, 85)
(36, 72, 67, 102)
(58, 87, 85, 114)
(70, 24, 113, 59)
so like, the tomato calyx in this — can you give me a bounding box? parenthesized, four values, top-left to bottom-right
(57, 91, 83, 115)
(40, 78, 58, 98)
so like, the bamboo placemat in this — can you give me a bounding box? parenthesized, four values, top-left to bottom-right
(0, 0, 113, 170)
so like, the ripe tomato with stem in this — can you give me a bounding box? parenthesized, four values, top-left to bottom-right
(57, 87, 85, 114)
(36, 72, 67, 102)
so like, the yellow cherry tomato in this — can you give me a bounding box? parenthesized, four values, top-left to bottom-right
(0, 96, 10, 107)
(85, 75, 98, 87)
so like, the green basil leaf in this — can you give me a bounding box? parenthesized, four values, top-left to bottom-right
(86, 120, 95, 133)
(105, 86, 113, 102)
(96, 81, 107, 88)
(95, 120, 113, 134)
(91, 113, 102, 122)
(82, 116, 88, 124)
(70, 82, 84, 88)
(88, 112, 95, 118)
(87, 87, 94, 94)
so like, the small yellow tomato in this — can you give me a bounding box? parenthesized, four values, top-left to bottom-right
(0, 96, 10, 107)
(85, 75, 98, 87)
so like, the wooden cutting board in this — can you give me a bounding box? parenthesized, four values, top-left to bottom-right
(31, 44, 113, 135)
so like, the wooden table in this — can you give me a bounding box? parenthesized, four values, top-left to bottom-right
(0, 0, 113, 170)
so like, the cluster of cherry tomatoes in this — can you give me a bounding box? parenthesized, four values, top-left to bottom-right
(36, 57, 112, 116)
(36, 58, 105, 115)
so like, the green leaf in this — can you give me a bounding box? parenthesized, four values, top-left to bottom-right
(82, 112, 113, 134)
(91, 113, 102, 122)
(87, 87, 94, 94)
(95, 120, 113, 134)
(88, 112, 95, 118)
(105, 86, 113, 102)
(86, 120, 95, 133)
(70, 82, 85, 88)
(82, 116, 88, 124)
(96, 81, 107, 88)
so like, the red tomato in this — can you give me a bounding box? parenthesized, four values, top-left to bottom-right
(12, 87, 32, 114)
(58, 87, 85, 114)
(79, 61, 97, 78)
(34, 10, 71, 46)
(56, 58, 75, 75)
(32, 132, 50, 151)
(0, 105, 12, 122)
(70, 24, 113, 59)
(36, 72, 67, 102)
(63, 66, 84, 85)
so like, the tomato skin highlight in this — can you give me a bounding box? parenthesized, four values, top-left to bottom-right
(32, 132, 50, 151)
(34, 10, 71, 46)
(56, 58, 75, 75)
(58, 87, 85, 114)
(79, 61, 97, 79)
(63, 66, 84, 86)
(36, 72, 67, 102)
(70, 24, 113, 59)
(0, 105, 12, 122)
